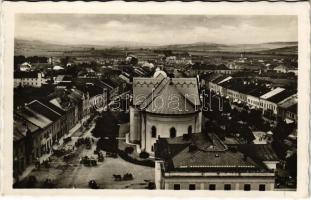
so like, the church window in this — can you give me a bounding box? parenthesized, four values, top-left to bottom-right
(151, 126, 156, 138)
(188, 126, 192, 134)
(170, 127, 176, 138)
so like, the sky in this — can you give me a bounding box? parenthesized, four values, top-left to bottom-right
(15, 14, 298, 46)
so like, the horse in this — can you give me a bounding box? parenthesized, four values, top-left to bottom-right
(123, 173, 134, 181)
(113, 174, 122, 181)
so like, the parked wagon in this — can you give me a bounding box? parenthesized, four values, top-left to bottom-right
(63, 137, 72, 144)
(63, 153, 75, 161)
(80, 156, 97, 166)
(106, 152, 118, 158)
(98, 152, 104, 162)
(88, 180, 99, 189)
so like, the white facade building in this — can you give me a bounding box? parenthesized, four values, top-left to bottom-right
(14, 71, 46, 88)
(130, 69, 202, 154)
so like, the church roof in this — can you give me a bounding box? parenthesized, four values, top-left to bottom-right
(133, 75, 200, 115)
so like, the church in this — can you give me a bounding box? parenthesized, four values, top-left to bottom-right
(129, 68, 202, 154)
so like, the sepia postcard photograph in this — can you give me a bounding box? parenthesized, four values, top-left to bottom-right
(0, 1, 310, 198)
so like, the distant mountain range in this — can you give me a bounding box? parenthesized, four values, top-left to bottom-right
(160, 41, 297, 52)
(14, 39, 298, 57)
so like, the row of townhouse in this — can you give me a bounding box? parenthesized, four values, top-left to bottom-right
(13, 87, 108, 180)
(209, 76, 297, 122)
(14, 100, 65, 178)
(14, 71, 47, 88)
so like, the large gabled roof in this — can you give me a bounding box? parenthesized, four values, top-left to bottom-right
(27, 100, 62, 121)
(156, 133, 271, 173)
(15, 106, 53, 129)
(133, 75, 200, 115)
(14, 115, 40, 141)
(172, 146, 262, 171)
(265, 89, 297, 104)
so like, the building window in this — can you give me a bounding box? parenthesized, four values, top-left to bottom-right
(259, 184, 265, 191)
(209, 184, 216, 190)
(244, 184, 251, 191)
(151, 126, 156, 138)
(188, 126, 192, 134)
(170, 127, 176, 138)
(224, 184, 231, 190)
(174, 184, 180, 190)
(189, 184, 196, 190)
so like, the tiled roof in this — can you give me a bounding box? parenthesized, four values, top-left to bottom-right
(27, 100, 61, 121)
(220, 78, 255, 94)
(133, 76, 200, 115)
(156, 133, 269, 173)
(247, 87, 271, 97)
(237, 144, 279, 162)
(172, 147, 262, 170)
(74, 78, 111, 92)
(260, 87, 285, 99)
(277, 94, 297, 109)
(39, 100, 67, 115)
(287, 103, 297, 114)
(14, 116, 40, 141)
(210, 76, 228, 84)
(49, 98, 68, 110)
(266, 90, 297, 104)
(16, 106, 53, 129)
(14, 71, 39, 79)
(55, 75, 65, 82)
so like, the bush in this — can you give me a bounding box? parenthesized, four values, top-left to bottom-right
(125, 147, 134, 154)
(139, 151, 149, 159)
(97, 138, 118, 153)
(118, 150, 154, 167)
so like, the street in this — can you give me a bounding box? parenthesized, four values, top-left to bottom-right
(16, 119, 154, 189)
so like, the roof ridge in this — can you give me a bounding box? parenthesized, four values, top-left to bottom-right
(33, 100, 62, 117)
(174, 87, 196, 109)
(139, 77, 169, 109)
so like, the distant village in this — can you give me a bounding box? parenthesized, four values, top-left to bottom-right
(13, 48, 297, 190)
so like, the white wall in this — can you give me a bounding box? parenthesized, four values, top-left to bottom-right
(162, 176, 275, 190)
(144, 112, 201, 153)
(129, 106, 141, 143)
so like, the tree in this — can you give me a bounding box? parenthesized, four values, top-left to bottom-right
(239, 110, 248, 122)
(14, 55, 26, 69)
(248, 109, 263, 128)
(222, 100, 231, 114)
(92, 111, 119, 138)
(239, 125, 255, 143)
(225, 120, 239, 136)
(272, 121, 294, 141)
(97, 138, 118, 153)
(60, 56, 69, 66)
(286, 152, 297, 178)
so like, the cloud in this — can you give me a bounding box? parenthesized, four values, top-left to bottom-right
(15, 14, 297, 45)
